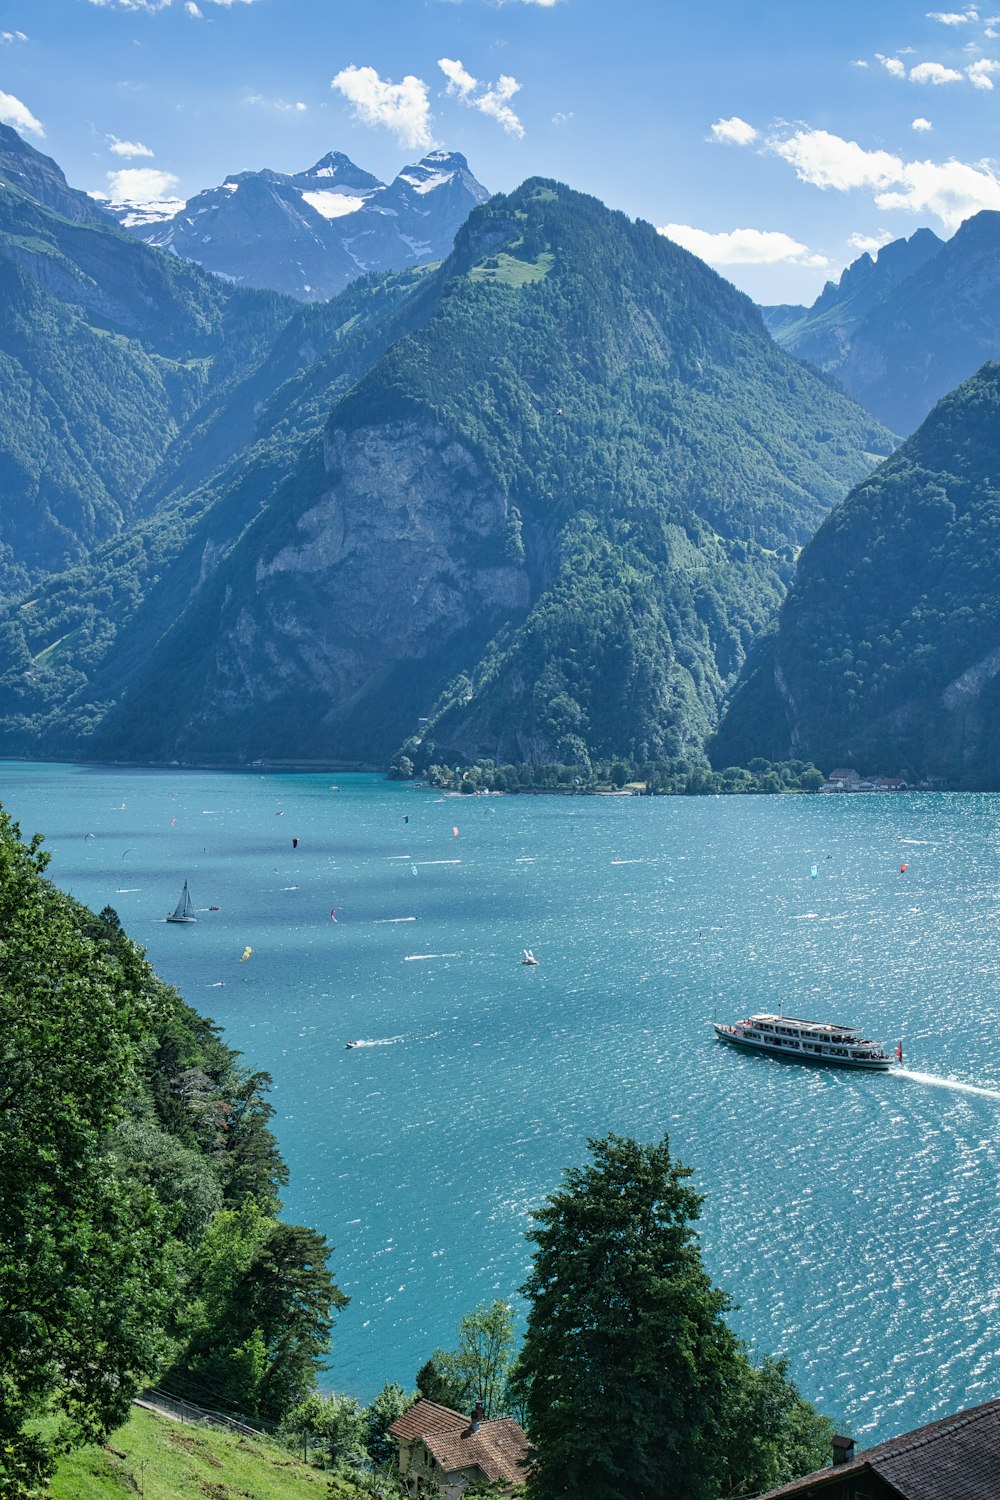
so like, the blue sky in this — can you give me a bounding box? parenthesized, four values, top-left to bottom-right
(4, 0, 1000, 301)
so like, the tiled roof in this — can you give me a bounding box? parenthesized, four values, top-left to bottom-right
(389, 1401, 533, 1487)
(758, 1396, 1000, 1499)
(388, 1399, 467, 1441)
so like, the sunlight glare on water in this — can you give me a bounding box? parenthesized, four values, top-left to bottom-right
(5, 762, 1000, 1443)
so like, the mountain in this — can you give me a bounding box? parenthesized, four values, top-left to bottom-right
(107, 149, 490, 302)
(16, 179, 890, 771)
(0, 130, 293, 591)
(712, 362, 1000, 787)
(764, 215, 1000, 436)
(763, 228, 943, 374)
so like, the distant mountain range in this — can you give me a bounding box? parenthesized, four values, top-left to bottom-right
(0, 158, 890, 769)
(105, 149, 490, 302)
(763, 215, 1000, 435)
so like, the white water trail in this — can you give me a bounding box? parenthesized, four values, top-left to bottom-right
(892, 1068, 1000, 1102)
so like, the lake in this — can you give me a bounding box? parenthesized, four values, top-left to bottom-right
(4, 760, 1000, 1445)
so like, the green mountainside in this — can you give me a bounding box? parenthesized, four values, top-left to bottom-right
(65, 180, 889, 771)
(0, 131, 292, 590)
(713, 362, 1000, 787)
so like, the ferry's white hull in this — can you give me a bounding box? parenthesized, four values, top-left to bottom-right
(714, 1025, 892, 1071)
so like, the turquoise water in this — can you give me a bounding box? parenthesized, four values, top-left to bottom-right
(4, 761, 1000, 1444)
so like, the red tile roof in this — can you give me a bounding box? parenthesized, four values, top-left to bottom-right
(389, 1400, 533, 1487)
(758, 1396, 1000, 1499)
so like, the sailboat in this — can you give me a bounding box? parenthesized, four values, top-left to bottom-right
(521, 948, 538, 966)
(167, 880, 197, 923)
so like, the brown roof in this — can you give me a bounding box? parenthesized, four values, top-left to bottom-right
(389, 1400, 533, 1487)
(758, 1396, 1000, 1499)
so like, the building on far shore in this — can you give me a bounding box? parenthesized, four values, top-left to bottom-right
(388, 1399, 532, 1497)
(758, 1396, 1000, 1498)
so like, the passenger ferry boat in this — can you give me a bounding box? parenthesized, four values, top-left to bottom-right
(713, 1013, 893, 1071)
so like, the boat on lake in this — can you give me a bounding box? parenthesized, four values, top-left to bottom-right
(167, 880, 196, 923)
(714, 1013, 892, 1070)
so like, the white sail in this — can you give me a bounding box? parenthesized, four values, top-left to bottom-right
(167, 880, 196, 922)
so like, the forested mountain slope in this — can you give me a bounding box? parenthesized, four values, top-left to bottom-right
(713, 362, 1000, 787)
(0, 128, 292, 590)
(80, 180, 890, 770)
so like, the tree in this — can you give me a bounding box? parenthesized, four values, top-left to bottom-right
(415, 1353, 472, 1412)
(366, 1381, 414, 1467)
(0, 810, 178, 1488)
(286, 1390, 366, 1468)
(517, 1134, 740, 1500)
(718, 1356, 837, 1498)
(456, 1301, 517, 1419)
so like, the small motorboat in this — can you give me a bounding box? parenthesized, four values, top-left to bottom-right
(345, 1040, 361, 1049)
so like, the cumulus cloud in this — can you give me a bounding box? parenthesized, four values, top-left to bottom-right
(910, 59, 963, 82)
(877, 54, 908, 77)
(185, 2, 202, 14)
(912, 115, 934, 128)
(710, 115, 758, 146)
(331, 64, 434, 150)
(659, 223, 829, 268)
(0, 30, 28, 43)
(438, 57, 525, 137)
(88, 0, 256, 8)
(552, 110, 574, 125)
(848, 229, 893, 253)
(245, 93, 307, 112)
(771, 129, 902, 191)
(107, 166, 179, 200)
(967, 56, 1000, 86)
(769, 125, 1000, 229)
(108, 135, 154, 157)
(926, 6, 978, 20)
(0, 90, 44, 137)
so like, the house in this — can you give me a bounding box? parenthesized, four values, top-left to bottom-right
(388, 1399, 533, 1497)
(757, 1395, 1000, 1499)
(825, 768, 861, 792)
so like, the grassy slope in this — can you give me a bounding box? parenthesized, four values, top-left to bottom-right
(51, 1407, 364, 1500)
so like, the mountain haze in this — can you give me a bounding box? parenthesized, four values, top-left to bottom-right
(713, 362, 1000, 787)
(70, 181, 890, 770)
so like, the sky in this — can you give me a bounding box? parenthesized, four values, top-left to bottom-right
(4, 0, 1000, 302)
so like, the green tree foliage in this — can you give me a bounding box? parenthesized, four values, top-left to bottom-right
(0, 802, 346, 1484)
(0, 809, 175, 1486)
(365, 1382, 414, 1468)
(455, 1302, 517, 1420)
(717, 361, 1000, 787)
(719, 1357, 837, 1498)
(518, 1134, 739, 1500)
(172, 1199, 347, 1419)
(286, 1390, 367, 1468)
(415, 1353, 473, 1413)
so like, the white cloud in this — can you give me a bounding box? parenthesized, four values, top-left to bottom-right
(88, 0, 256, 8)
(967, 56, 1000, 86)
(245, 93, 307, 113)
(658, 223, 829, 269)
(551, 110, 574, 125)
(185, 2, 202, 14)
(108, 135, 154, 157)
(877, 53, 908, 77)
(912, 115, 934, 129)
(710, 115, 758, 146)
(439, 57, 477, 98)
(875, 156, 1000, 225)
(926, 6, 978, 20)
(0, 90, 44, 137)
(771, 129, 902, 191)
(0, 30, 28, 43)
(331, 64, 434, 150)
(768, 125, 1000, 229)
(438, 57, 525, 137)
(910, 60, 963, 82)
(847, 229, 893, 253)
(851, 58, 870, 68)
(107, 166, 179, 200)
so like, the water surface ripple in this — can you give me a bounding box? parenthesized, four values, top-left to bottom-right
(5, 763, 1000, 1442)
